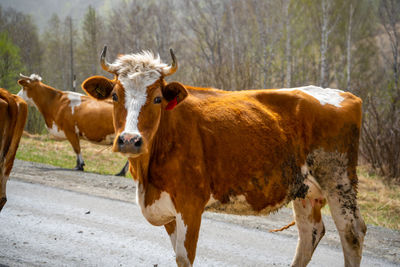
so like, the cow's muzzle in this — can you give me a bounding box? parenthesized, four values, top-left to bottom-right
(116, 132, 143, 154)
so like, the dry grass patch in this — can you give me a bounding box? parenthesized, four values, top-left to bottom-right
(357, 167, 400, 230)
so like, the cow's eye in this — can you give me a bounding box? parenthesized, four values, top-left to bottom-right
(154, 96, 162, 104)
(112, 92, 118, 102)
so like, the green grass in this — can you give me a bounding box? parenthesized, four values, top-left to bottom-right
(16, 135, 130, 177)
(15, 134, 400, 230)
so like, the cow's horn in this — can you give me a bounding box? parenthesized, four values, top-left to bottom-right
(19, 73, 30, 80)
(164, 48, 178, 76)
(100, 45, 113, 73)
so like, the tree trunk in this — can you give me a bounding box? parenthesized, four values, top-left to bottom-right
(346, 3, 354, 91)
(320, 0, 328, 88)
(284, 0, 291, 88)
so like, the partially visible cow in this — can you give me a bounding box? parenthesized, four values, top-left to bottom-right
(82, 46, 366, 267)
(0, 88, 27, 211)
(17, 74, 128, 175)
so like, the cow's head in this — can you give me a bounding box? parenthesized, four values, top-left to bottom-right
(17, 73, 43, 106)
(82, 46, 188, 157)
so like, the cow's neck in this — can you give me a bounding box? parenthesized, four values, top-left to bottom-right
(129, 153, 150, 186)
(30, 85, 63, 127)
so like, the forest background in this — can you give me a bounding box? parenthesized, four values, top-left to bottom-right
(0, 0, 399, 181)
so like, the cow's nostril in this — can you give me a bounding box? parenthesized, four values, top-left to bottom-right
(134, 137, 143, 147)
(117, 135, 124, 145)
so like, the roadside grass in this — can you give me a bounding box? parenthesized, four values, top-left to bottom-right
(16, 135, 130, 177)
(357, 167, 400, 230)
(15, 135, 400, 230)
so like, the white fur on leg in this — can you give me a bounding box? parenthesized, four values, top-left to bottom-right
(175, 213, 191, 267)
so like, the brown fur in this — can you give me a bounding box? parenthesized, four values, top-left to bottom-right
(0, 88, 27, 211)
(82, 50, 363, 266)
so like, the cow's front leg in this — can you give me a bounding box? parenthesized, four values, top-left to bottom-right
(165, 211, 202, 267)
(164, 220, 177, 252)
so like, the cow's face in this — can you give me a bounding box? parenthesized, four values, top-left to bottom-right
(82, 47, 187, 157)
(16, 74, 42, 106)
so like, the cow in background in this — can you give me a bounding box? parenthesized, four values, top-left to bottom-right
(0, 88, 27, 211)
(82, 46, 366, 267)
(17, 74, 128, 176)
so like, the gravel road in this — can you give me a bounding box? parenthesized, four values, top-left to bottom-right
(0, 160, 399, 266)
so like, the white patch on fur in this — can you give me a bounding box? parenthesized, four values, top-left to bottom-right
(75, 124, 80, 134)
(67, 91, 83, 115)
(301, 164, 309, 176)
(206, 194, 219, 207)
(301, 164, 323, 197)
(47, 123, 66, 140)
(175, 213, 190, 266)
(280, 85, 345, 108)
(109, 51, 170, 76)
(17, 89, 37, 108)
(121, 76, 149, 136)
(28, 74, 42, 81)
(20, 73, 42, 83)
(136, 183, 176, 226)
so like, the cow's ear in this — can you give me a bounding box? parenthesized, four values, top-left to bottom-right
(162, 82, 188, 110)
(17, 79, 29, 87)
(82, 76, 114, 100)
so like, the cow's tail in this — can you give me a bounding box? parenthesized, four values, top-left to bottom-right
(269, 220, 295, 232)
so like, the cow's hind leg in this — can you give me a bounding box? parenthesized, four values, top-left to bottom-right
(323, 175, 366, 267)
(291, 177, 326, 267)
(65, 131, 85, 171)
(310, 151, 366, 267)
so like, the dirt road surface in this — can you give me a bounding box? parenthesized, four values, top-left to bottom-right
(0, 160, 399, 266)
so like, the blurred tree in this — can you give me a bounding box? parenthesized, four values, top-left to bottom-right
(361, 0, 400, 180)
(76, 5, 104, 82)
(0, 6, 42, 75)
(0, 31, 24, 94)
(41, 14, 69, 90)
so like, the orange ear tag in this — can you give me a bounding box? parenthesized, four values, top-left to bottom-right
(165, 97, 178, 110)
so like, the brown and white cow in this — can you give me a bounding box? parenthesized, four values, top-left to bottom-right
(0, 88, 27, 211)
(17, 74, 128, 175)
(82, 46, 366, 267)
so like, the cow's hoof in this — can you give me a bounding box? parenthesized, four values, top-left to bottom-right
(74, 166, 84, 171)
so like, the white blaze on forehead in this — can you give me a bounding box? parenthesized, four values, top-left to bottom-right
(121, 76, 149, 135)
(66, 91, 83, 115)
(280, 85, 345, 108)
(109, 51, 168, 135)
